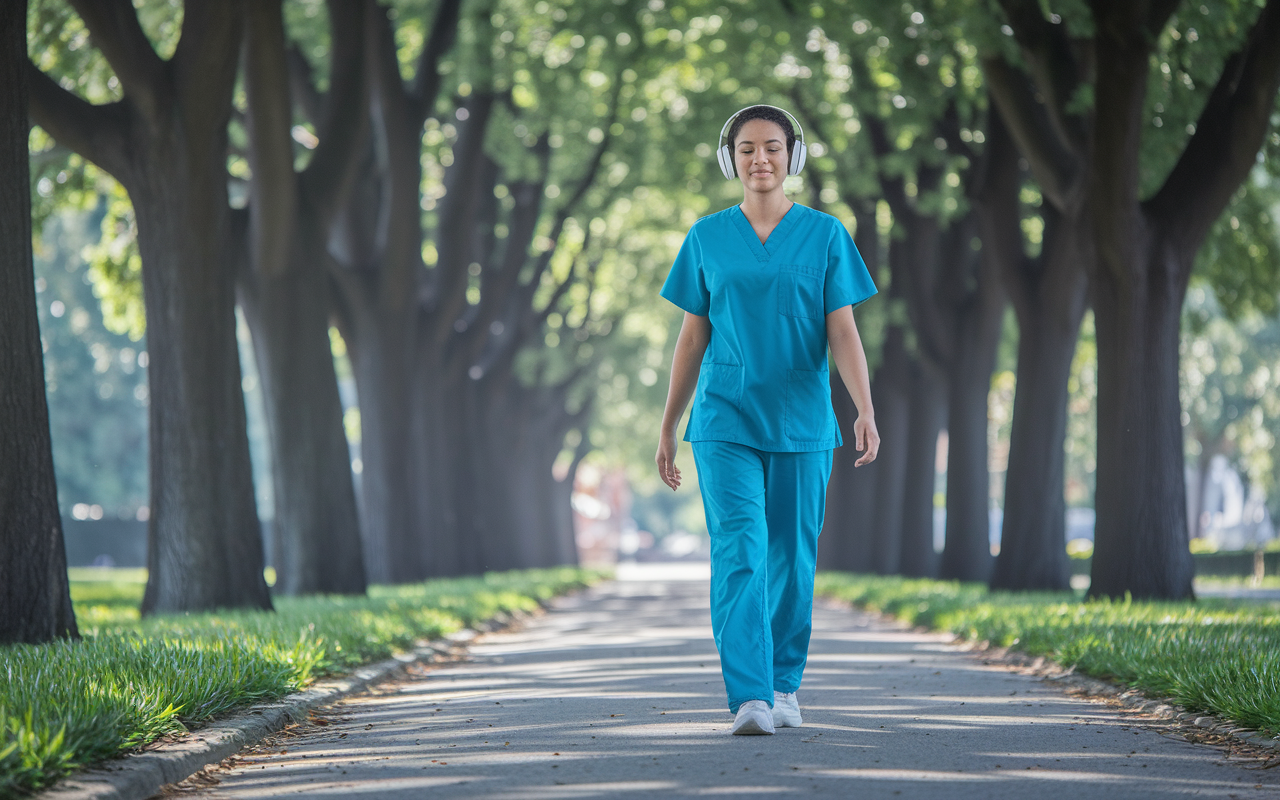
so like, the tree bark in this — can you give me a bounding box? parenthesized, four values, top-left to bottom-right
(936, 351, 994, 581)
(990, 318, 1080, 589)
(1089, 241, 1195, 598)
(133, 174, 271, 613)
(239, 220, 365, 595)
(989, 210, 1086, 591)
(411, 360, 464, 576)
(817, 368, 876, 572)
(900, 360, 946, 578)
(29, 0, 272, 613)
(340, 282, 419, 582)
(0, 0, 79, 644)
(867, 325, 912, 574)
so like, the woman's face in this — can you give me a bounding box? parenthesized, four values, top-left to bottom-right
(733, 118, 789, 194)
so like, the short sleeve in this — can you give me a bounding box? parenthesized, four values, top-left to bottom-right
(824, 222, 877, 314)
(660, 227, 710, 316)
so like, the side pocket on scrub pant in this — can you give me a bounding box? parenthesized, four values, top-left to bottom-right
(784, 368, 834, 443)
(778, 264, 825, 320)
(694, 363, 744, 439)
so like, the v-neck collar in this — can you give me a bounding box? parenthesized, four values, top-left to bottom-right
(731, 203, 800, 262)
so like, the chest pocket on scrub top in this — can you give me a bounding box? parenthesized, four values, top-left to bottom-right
(777, 264, 825, 320)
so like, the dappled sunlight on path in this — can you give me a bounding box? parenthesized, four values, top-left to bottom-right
(183, 570, 1280, 798)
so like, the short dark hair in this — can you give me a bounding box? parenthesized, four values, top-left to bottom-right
(727, 105, 796, 159)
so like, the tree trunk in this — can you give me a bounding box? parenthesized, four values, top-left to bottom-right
(134, 173, 272, 613)
(938, 238, 1006, 582)
(900, 361, 946, 578)
(461, 376, 514, 571)
(865, 117, 1005, 582)
(867, 325, 912, 574)
(1088, 241, 1195, 599)
(1189, 435, 1226, 541)
(937, 359, 994, 581)
(510, 384, 584, 568)
(343, 291, 419, 584)
(818, 369, 876, 572)
(989, 215, 1086, 591)
(0, 0, 78, 643)
(961, 98, 1088, 592)
(327, 0, 460, 584)
(239, 0, 367, 596)
(411, 357, 463, 576)
(239, 221, 366, 595)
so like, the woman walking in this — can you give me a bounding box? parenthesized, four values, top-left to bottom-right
(655, 105, 879, 735)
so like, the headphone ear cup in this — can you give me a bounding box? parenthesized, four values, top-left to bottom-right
(790, 142, 807, 175)
(717, 144, 736, 180)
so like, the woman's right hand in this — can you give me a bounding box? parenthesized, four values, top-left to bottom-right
(655, 313, 709, 492)
(655, 432, 682, 491)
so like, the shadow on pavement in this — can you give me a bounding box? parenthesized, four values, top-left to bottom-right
(182, 578, 1279, 799)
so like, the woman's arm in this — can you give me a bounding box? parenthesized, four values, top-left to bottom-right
(656, 312, 711, 490)
(826, 305, 879, 466)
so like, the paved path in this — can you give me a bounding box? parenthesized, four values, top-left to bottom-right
(182, 568, 1280, 799)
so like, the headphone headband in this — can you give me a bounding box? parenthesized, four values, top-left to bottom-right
(717, 104, 807, 150)
(715, 104, 808, 180)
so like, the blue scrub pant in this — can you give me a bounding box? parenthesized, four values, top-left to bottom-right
(692, 441, 833, 713)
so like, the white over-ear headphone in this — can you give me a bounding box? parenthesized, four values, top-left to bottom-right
(716, 104, 808, 181)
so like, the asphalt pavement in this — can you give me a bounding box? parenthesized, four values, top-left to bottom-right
(177, 564, 1280, 799)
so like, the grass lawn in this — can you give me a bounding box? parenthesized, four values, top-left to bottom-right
(1, 567, 601, 798)
(815, 573, 1280, 739)
(1195, 575, 1280, 592)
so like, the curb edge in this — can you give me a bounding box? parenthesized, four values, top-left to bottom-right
(35, 627, 479, 800)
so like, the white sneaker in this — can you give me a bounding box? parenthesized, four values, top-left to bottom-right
(773, 691, 802, 727)
(730, 700, 775, 735)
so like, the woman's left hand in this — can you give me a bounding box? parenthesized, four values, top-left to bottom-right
(853, 413, 879, 467)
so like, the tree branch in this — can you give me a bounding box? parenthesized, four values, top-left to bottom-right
(244, 0, 297, 280)
(790, 89, 881, 214)
(1147, 0, 1280, 258)
(366, 0, 415, 160)
(408, 0, 463, 125)
(861, 116, 911, 218)
(286, 44, 323, 125)
(25, 63, 131, 179)
(1145, 0, 1184, 38)
(971, 103, 1033, 318)
(300, 0, 369, 221)
(934, 99, 977, 163)
(430, 93, 500, 344)
(171, 0, 243, 136)
(67, 0, 166, 120)
(996, 0, 1090, 153)
(982, 55, 1078, 210)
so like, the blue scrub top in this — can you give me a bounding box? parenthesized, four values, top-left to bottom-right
(660, 203, 877, 453)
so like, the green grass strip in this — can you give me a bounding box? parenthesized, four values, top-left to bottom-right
(1, 568, 601, 798)
(815, 573, 1280, 738)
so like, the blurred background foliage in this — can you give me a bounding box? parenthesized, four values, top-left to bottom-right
(24, 0, 1280, 546)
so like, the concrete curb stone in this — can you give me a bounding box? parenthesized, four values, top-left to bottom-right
(35, 627, 482, 800)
